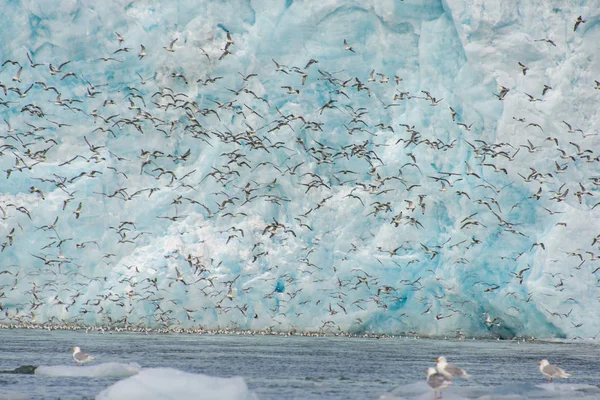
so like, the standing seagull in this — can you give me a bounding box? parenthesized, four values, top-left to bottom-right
(426, 367, 451, 399)
(435, 356, 470, 380)
(72, 347, 94, 365)
(538, 359, 570, 383)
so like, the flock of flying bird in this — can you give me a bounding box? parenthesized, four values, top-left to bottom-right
(0, 10, 599, 338)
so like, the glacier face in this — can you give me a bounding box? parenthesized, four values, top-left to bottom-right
(0, 0, 599, 338)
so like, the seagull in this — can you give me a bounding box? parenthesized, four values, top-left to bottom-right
(73, 202, 82, 219)
(198, 47, 210, 60)
(138, 44, 147, 59)
(115, 32, 125, 44)
(281, 86, 300, 95)
(426, 367, 451, 399)
(294, 69, 308, 85)
(304, 59, 318, 69)
(216, 53, 234, 67)
(458, 122, 473, 131)
(574, 16, 585, 32)
(343, 39, 355, 53)
(12, 65, 23, 82)
(496, 86, 509, 100)
(449, 107, 457, 121)
(538, 359, 570, 383)
(465, 161, 481, 179)
(72, 347, 94, 365)
(562, 120, 582, 134)
(163, 38, 178, 52)
(435, 356, 470, 380)
(238, 72, 257, 81)
(226, 31, 234, 47)
(518, 62, 528, 75)
(272, 59, 289, 74)
(26, 52, 43, 68)
(367, 69, 376, 82)
(49, 61, 70, 75)
(535, 38, 556, 46)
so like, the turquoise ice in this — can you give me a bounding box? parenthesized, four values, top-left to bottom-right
(0, 0, 598, 338)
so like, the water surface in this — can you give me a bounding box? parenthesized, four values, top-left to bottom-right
(1, 330, 599, 399)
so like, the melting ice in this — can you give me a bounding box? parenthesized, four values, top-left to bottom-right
(0, 0, 599, 338)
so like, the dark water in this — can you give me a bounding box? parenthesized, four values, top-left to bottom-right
(0, 330, 599, 399)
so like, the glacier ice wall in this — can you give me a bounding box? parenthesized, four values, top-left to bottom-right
(0, 0, 599, 338)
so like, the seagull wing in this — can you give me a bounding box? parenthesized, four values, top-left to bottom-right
(74, 351, 92, 361)
(543, 364, 569, 377)
(428, 373, 450, 389)
(445, 363, 469, 377)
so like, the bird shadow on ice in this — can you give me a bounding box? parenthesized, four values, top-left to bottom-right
(377, 380, 600, 399)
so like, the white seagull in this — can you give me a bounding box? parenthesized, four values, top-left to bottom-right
(435, 356, 470, 380)
(426, 367, 451, 399)
(343, 39, 355, 53)
(72, 347, 94, 365)
(538, 359, 570, 383)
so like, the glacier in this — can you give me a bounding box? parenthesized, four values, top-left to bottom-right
(0, 0, 599, 339)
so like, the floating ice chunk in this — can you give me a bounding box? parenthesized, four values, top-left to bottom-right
(95, 368, 257, 400)
(35, 362, 141, 378)
(538, 382, 600, 394)
(0, 391, 30, 400)
(386, 379, 600, 399)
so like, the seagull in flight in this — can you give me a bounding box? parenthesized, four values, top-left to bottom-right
(138, 44, 147, 59)
(574, 16, 585, 32)
(344, 39, 355, 53)
(518, 62, 528, 75)
(163, 38, 178, 52)
(304, 59, 318, 69)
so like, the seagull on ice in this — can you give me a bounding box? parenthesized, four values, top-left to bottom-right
(435, 356, 470, 380)
(426, 367, 451, 399)
(538, 359, 570, 382)
(72, 347, 94, 365)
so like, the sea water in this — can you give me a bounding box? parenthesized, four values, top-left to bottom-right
(0, 330, 599, 400)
